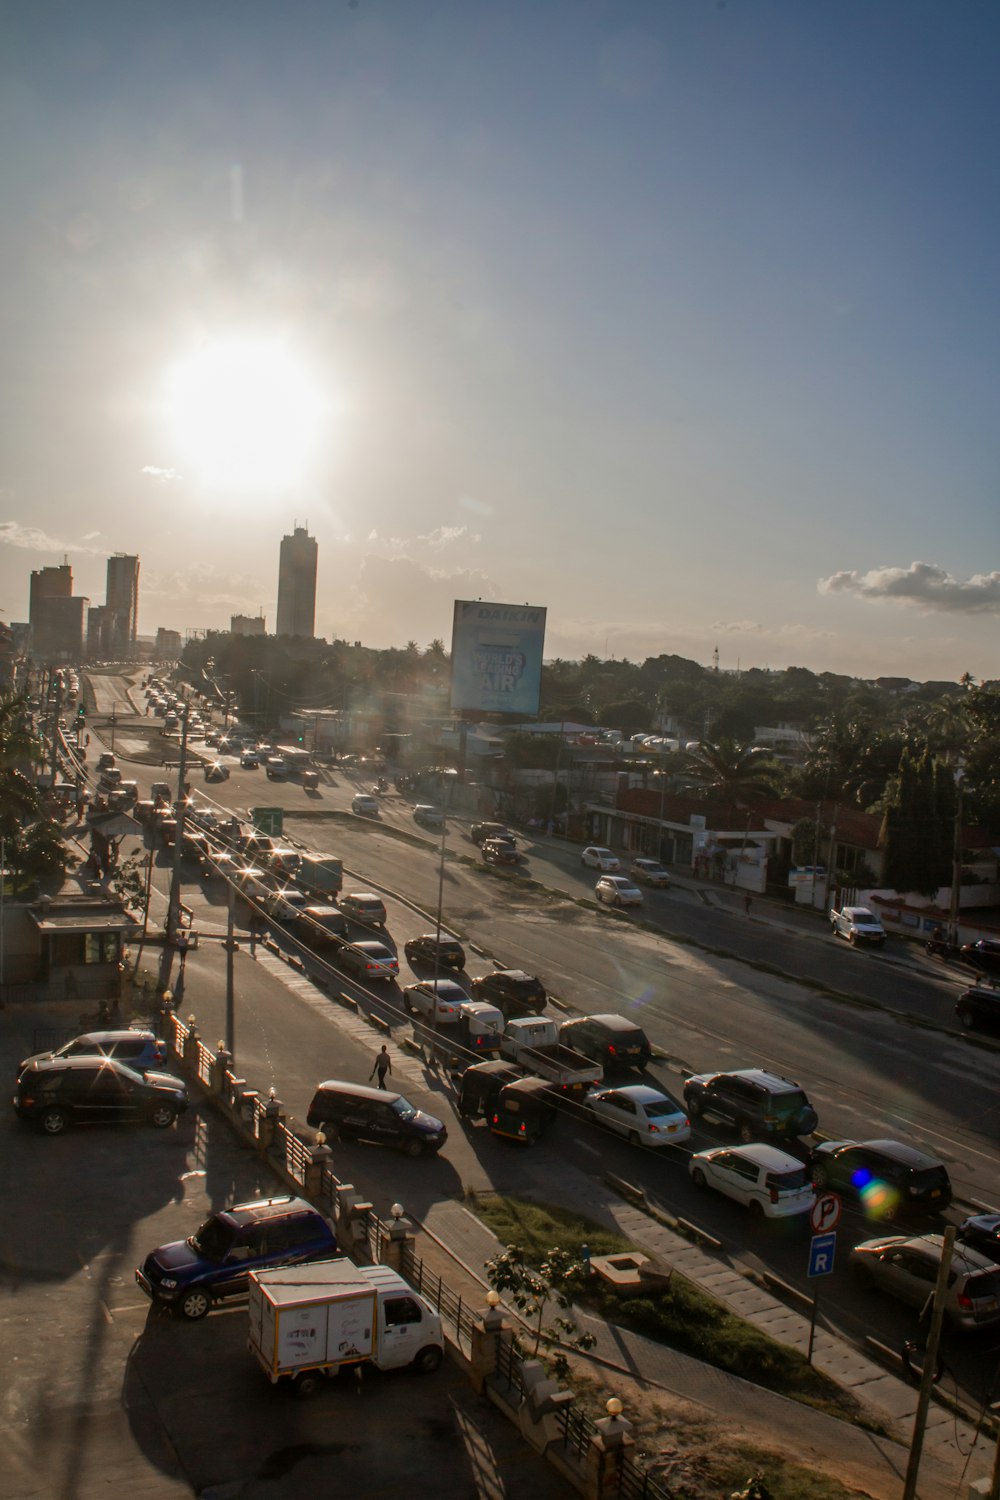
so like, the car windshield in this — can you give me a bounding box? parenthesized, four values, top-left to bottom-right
(852, 910, 877, 923)
(912, 1166, 950, 1192)
(645, 1098, 684, 1119)
(390, 1097, 417, 1120)
(766, 1167, 811, 1192)
(189, 1216, 236, 1260)
(774, 1090, 810, 1116)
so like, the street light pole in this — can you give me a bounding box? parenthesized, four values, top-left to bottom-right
(948, 761, 965, 946)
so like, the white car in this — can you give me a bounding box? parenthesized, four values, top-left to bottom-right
(352, 793, 380, 817)
(403, 979, 469, 1021)
(584, 1085, 690, 1148)
(595, 876, 643, 908)
(689, 1144, 816, 1219)
(581, 846, 620, 871)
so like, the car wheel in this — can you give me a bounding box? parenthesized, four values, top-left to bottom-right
(294, 1370, 323, 1398)
(747, 1199, 764, 1219)
(691, 1166, 706, 1189)
(614, 896, 622, 908)
(403, 995, 414, 1013)
(40, 1107, 68, 1136)
(178, 1288, 211, 1321)
(957, 1007, 975, 1030)
(149, 1105, 177, 1129)
(412, 1345, 443, 1374)
(849, 932, 857, 946)
(403, 1138, 425, 1158)
(686, 1093, 703, 1118)
(737, 1119, 755, 1144)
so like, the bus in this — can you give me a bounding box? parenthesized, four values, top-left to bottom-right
(274, 746, 313, 776)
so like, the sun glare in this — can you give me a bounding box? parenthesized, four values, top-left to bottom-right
(164, 336, 328, 491)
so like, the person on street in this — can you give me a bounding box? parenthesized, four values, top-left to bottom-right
(744, 893, 752, 917)
(370, 1045, 392, 1089)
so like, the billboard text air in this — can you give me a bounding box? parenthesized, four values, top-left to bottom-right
(450, 601, 547, 716)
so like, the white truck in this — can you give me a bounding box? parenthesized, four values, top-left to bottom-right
(499, 1016, 602, 1096)
(248, 1259, 444, 1396)
(410, 1000, 504, 1068)
(829, 904, 886, 947)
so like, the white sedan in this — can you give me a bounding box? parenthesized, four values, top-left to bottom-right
(584, 1085, 690, 1148)
(581, 846, 620, 871)
(595, 876, 643, 908)
(689, 1144, 816, 1219)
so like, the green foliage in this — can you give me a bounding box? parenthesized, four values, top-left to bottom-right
(5, 819, 76, 894)
(484, 1243, 596, 1373)
(880, 748, 955, 896)
(678, 737, 782, 803)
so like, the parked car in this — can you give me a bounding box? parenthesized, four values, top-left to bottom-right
(337, 941, 399, 982)
(14, 1057, 187, 1135)
(558, 1014, 651, 1073)
(469, 968, 547, 1019)
(956, 987, 1000, 1033)
(961, 939, 1000, 982)
(338, 891, 387, 926)
(690, 1144, 816, 1219)
(584, 1085, 689, 1148)
(850, 1235, 1000, 1331)
(352, 793, 380, 817)
(629, 858, 671, 888)
(810, 1139, 952, 1215)
(306, 1080, 447, 1156)
(595, 875, 643, 908)
(404, 933, 466, 970)
(580, 846, 620, 871)
(18, 1029, 167, 1080)
(136, 1195, 338, 1321)
(482, 838, 520, 866)
(683, 1068, 818, 1143)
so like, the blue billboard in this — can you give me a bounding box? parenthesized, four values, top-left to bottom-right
(449, 600, 547, 716)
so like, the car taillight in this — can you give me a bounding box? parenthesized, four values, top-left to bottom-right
(608, 1044, 616, 1055)
(769, 1187, 779, 1203)
(956, 1290, 973, 1310)
(21, 1096, 35, 1107)
(648, 1123, 659, 1133)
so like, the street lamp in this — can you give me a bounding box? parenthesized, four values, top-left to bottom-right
(948, 760, 965, 946)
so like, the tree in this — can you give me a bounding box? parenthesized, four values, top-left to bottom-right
(6, 819, 76, 894)
(484, 1243, 595, 1378)
(0, 692, 42, 842)
(678, 737, 782, 803)
(880, 749, 955, 897)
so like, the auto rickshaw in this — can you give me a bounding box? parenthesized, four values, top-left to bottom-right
(458, 1060, 556, 1145)
(302, 770, 320, 791)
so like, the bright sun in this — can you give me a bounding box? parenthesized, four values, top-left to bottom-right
(164, 335, 328, 491)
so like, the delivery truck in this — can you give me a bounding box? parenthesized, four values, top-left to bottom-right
(248, 1259, 444, 1396)
(498, 1016, 602, 1095)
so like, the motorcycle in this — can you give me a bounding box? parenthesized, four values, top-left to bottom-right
(925, 932, 961, 960)
(375, 777, 388, 794)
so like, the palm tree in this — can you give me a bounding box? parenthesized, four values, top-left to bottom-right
(678, 737, 782, 803)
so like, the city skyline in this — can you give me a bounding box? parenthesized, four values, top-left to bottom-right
(1, 3, 997, 681)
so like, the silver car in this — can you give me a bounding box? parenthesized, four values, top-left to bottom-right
(850, 1235, 1000, 1331)
(595, 875, 643, 908)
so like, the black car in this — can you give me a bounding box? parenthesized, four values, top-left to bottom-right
(961, 941, 1000, 982)
(682, 1068, 818, 1143)
(470, 822, 516, 847)
(957, 1213, 1000, 1264)
(136, 1195, 337, 1320)
(404, 933, 467, 970)
(810, 1138, 952, 1215)
(14, 1056, 188, 1135)
(558, 1014, 651, 1073)
(956, 987, 1000, 1034)
(482, 839, 520, 866)
(469, 969, 546, 1019)
(306, 1080, 447, 1157)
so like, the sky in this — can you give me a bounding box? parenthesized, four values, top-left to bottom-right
(1, 0, 997, 683)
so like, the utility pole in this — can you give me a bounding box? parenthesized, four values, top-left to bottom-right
(224, 879, 236, 1058)
(902, 1225, 956, 1500)
(164, 703, 191, 949)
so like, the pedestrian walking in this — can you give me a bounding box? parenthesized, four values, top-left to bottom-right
(369, 1045, 392, 1089)
(744, 893, 752, 917)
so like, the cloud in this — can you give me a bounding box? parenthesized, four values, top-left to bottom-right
(143, 561, 267, 612)
(819, 561, 1000, 614)
(142, 465, 183, 483)
(363, 524, 479, 560)
(0, 521, 103, 553)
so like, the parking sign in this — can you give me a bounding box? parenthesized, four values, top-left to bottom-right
(808, 1232, 837, 1278)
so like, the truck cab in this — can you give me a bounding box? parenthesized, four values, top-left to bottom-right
(830, 905, 886, 946)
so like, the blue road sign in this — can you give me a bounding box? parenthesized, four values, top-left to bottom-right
(808, 1232, 837, 1278)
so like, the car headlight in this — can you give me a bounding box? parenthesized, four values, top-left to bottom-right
(160, 1278, 178, 1289)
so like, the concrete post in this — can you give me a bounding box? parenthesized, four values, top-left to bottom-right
(468, 1305, 511, 1395)
(583, 1408, 635, 1500)
(262, 1093, 283, 1150)
(212, 1047, 232, 1096)
(381, 1221, 414, 1274)
(182, 1019, 200, 1072)
(304, 1142, 332, 1199)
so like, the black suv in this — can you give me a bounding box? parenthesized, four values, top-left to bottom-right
(404, 933, 467, 970)
(811, 1139, 952, 1215)
(136, 1195, 337, 1320)
(682, 1068, 818, 1143)
(306, 1080, 447, 1157)
(14, 1056, 187, 1135)
(469, 969, 546, 1018)
(956, 987, 1000, 1035)
(558, 1014, 651, 1073)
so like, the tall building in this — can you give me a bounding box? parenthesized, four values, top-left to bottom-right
(106, 553, 140, 655)
(231, 613, 267, 637)
(29, 563, 87, 660)
(275, 526, 317, 638)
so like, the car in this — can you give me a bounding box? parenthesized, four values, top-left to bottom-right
(306, 1080, 447, 1157)
(682, 1068, 818, 1143)
(265, 845, 301, 877)
(17, 1029, 168, 1079)
(482, 838, 520, 866)
(404, 933, 467, 970)
(961, 939, 1000, 982)
(403, 978, 470, 1020)
(292, 904, 349, 946)
(829, 905, 886, 946)
(595, 875, 643, 908)
(205, 728, 221, 746)
(469, 968, 547, 1019)
(14, 1056, 188, 1135)
(338, 891, 387, 926)
(261, 886, 310, 921)
(97, 752, 116, 772)
(956, 987, 1000, 1033)
(584, 1085, 690, 1147)
(201, 850, 240, 882)
(849, 1235, 1000, 1332)
(136, 1195, 338, 1321)
(690, 1144, 816, 1219)
(810, 1139, 952, 1216)
(470, 821, 515, 846)
(957, 1214, 1000, 1265)
(413, 804, 445, 830)
(629, 858, 671, 888)
(558, 1014, 651, 1073)
(352, 793, 380, 816)
(581, 846, 620, 871)
(337, 941, 399, 982)
(239, 748, 260, 768)
(265, 756, 288, 780)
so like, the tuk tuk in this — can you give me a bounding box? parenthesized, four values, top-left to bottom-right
(302, 770, 320, 791)
(458, 1060, 556, 1145)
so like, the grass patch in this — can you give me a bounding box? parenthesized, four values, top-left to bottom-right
(469, 1194, 883, 1431)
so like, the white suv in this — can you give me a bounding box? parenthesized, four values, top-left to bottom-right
(581, 846, 620, 871)
(595, 875, 643, 908)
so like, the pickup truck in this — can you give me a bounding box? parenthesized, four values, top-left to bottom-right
(830, 905, 886, 946)
(498, 1016, 602, 1096)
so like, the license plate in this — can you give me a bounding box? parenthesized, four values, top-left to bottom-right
(930, 1189, 941, 1198)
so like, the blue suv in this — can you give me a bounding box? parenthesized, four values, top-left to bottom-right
(135, 1195, 337, 1320)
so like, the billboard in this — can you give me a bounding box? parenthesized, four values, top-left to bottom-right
(450, 600, 547, 716)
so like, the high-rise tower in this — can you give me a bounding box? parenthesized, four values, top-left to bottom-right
(106, 553, 140, 655)
(275, 526, 317, 638)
